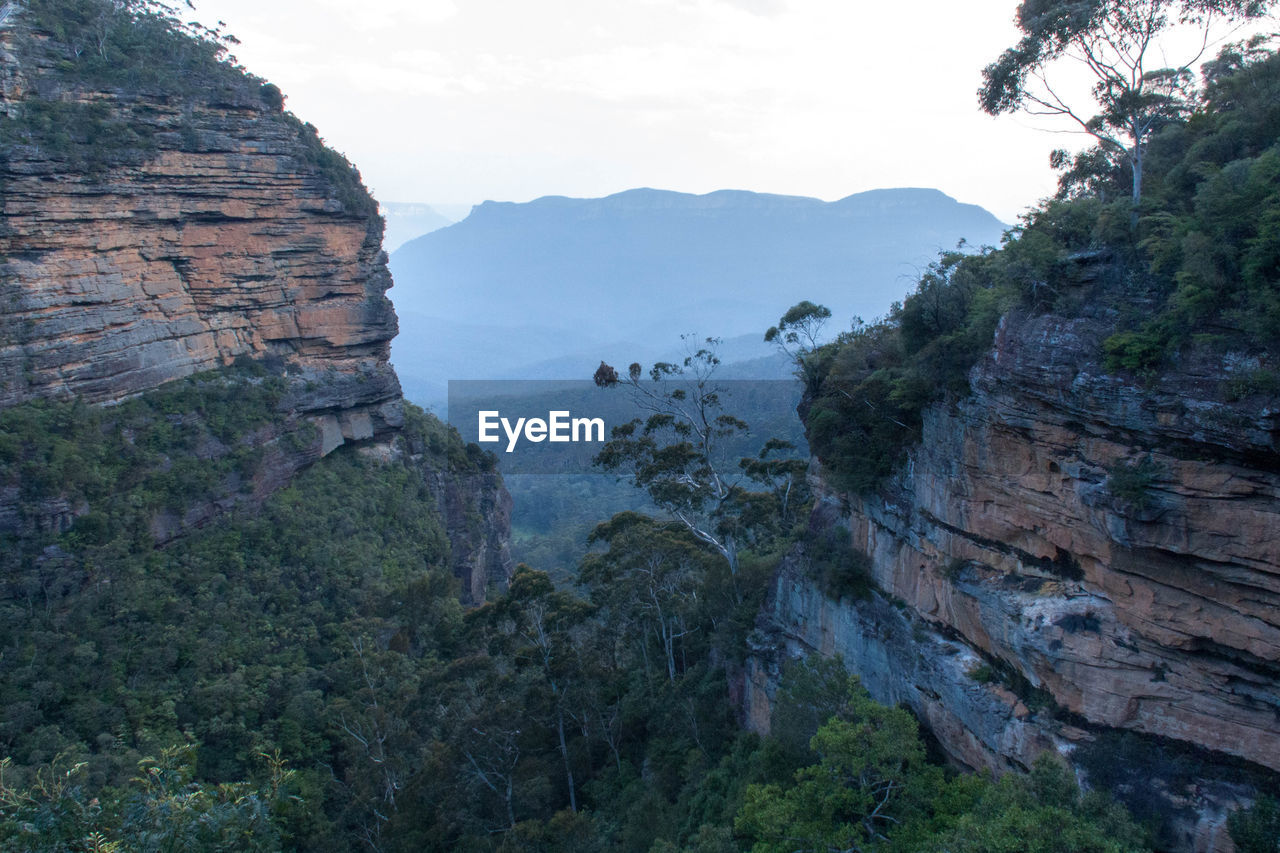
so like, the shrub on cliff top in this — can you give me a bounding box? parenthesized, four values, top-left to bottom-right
(2, 0, 379, 218)
(796, 41, 1280, 495)
(1097, 41, 1280, 369)
(287, 115, 378, 218)
(19, 0, 247, 94)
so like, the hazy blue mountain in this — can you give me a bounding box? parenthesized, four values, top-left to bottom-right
(380, 202, 457, 252)
(390, 187, 1006, 408)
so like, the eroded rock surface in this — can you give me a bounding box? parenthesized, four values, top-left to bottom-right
(0, 22, 400, 442)
(748, 300, 1279, 852)
(0, 14, 513, 601)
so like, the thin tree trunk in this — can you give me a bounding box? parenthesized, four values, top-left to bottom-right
(638, 635, 653, 691)
(1130, 122, 1144, 229)
(605, 716, 622, 771)
(663, 620, 676, 682)
(557, 705, 577, 812)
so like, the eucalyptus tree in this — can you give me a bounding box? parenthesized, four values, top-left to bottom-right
(594, 337, 753, 576)
(979, 0, 1276, 205)
(765, 300, 832, 389)
(579, 513, 716, 687)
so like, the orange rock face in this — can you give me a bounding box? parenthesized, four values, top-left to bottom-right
(0, 27, 399, 435)
(864, 309, 1280, 774)
(750, 298, 1279, 851)
(0, 18, 519, 604)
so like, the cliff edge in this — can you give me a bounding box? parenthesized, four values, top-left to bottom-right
(747, 290, 1279, 849)
(0, 2, 512, 602)
(744, 46, 1280, 849)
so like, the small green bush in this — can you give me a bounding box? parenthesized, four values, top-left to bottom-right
(1230, 795, 1280, 853)
(968, 663, 996, 684)
(1104, 328, 1171, 374)
(804, 526, 873, 601)
(1226, 368, 1280, 401)
(1106, 456, 1163, 510)
(287, 116, 377, 218)
(944, 558, 969, 582)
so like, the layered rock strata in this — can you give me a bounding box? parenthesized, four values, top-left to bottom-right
(0, 10, 513, 600)
(0, 17, 400, 448)
(746, 296, 1279, 851)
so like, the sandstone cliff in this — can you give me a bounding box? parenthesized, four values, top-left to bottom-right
(746, 288, 1280, 851)
(0, 16, 398, 435)
(0, 6, 512, 601)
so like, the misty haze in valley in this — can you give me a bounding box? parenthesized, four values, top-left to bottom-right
(388, 186, 1007, 407)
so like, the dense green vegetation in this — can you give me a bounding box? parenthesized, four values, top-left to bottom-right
(1, 2, 1275, 850)
(0, 368, 470, 848)
(977, 0, 1277, 207)
(0, 746, 291, 852)
(797, 40, 1280, 494)
(0, 98, 158, 173)
(1101, 37, 1280, 368)
(1231, 795, 1280, 853)
(0, 362, 767, 849)
(735, 661, 1145, 853)
(19, 0, 247, 93)
(0, 0, 244, 170)
(0, 362, 290, 522)
(0, 366, 1153, 851)
(506, 474, 655, 584)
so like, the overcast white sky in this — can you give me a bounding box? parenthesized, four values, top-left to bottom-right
(185, 0, 1226, 223)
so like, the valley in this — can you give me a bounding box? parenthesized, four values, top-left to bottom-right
(0, 1, 1277, 851)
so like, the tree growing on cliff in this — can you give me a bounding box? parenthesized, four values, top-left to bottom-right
(736, 671, 1149, 853)
(978, 0, 1277, 206)
(1229, 795, 1280, 853)
(766, 301, 832, 390)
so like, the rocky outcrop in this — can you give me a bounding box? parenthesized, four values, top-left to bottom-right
(0, 15, 401, 445)
(748, 292, 1280, 851)
(0, 9, 513, 601)
(427, 466, 514, 606)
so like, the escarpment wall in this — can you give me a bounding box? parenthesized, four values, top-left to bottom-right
(0, 18, 401, 443)
(748, 301, 1280, 852)
(0, 12, 513, 601)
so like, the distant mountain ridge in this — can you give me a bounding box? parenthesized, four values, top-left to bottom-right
(389, 187, 1007, 406)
